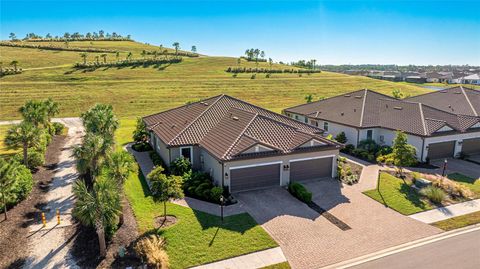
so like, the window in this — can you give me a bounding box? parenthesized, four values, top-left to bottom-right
(379, 135, 385, 143)
(323, 122, 329, 132)
(367, 130, 373, 140)
(295, 115, 299, 120)
(180, 147, 193, 164)
(304, 117, 308, 123)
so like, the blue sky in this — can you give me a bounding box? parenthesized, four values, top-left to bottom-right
(1, 0, 479, 65)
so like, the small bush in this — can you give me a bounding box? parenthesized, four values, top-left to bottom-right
(15, 149, 45, 170)
(335, 132, 347, 144)
(52, 122, 65, 135)
(210, 186, 223, 202)
(132, 142, 152, 152)
(134, 235, 169, 269)
(288, 182, 312, 203)
(170, 157, 191, 176)
(420, 186, 446, 204)
(343, 174, 359, 185)
(149, 151, 166, 168)
(250, 74, 256, 79)
(340, 144, 355, 154)
(0, 162, 33, 208)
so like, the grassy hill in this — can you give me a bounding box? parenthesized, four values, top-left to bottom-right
(0, 40, 432, 120)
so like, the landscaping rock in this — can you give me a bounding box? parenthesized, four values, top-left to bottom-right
(415, 178, 432, 189)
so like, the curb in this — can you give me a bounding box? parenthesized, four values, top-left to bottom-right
(320, 224, 480, 269)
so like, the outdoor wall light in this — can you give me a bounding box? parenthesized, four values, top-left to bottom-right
(458, 141, 463, 145)
(283, 164, 290, 170)
(224, 172, 229, 178)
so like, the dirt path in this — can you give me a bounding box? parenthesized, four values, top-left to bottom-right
(22, 118, 84, 269)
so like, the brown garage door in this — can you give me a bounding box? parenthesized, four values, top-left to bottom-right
(290, 157, 333, 182)
(230, 163, 280, 193)
(428, 141, 455, 160)
(462, 138, 480, 155)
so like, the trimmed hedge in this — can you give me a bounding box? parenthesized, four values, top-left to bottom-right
(74, 57, 182, 69)
(182, 171, 225, 204)
(225, 67, 321, 74)
(132, 143, 152, 152)
(288, 182, 312, 203)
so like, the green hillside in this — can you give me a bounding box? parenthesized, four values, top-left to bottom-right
(0, 41, 432, 120)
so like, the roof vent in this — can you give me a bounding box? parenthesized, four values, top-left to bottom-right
(341, 112, 344, 116)
(344, 94, 351, 97)
(171, 124, 176, 128)
(232, 116, 239, 121)
(394, 106, 403, 110)
(354, 109, 357, 112)
(440, 90, 447, 93)
(354, 95, 362, 99)
(454, 92, 462, 94)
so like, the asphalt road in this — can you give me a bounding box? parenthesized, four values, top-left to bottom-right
(351, 229, 480, 269)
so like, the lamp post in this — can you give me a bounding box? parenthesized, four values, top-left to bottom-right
(220, 195, 225, 223)
(442, 159, 448, 177)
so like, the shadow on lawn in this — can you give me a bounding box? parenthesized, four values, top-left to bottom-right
(398, 180, 430, 210)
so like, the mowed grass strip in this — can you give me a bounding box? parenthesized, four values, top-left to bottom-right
(431, 211, 480, 231)
(124, 169, 277, 269)
(0, 124, 19, 157)
(363, 172, 434, 215)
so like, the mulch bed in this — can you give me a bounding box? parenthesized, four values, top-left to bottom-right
(0, 134, 66, 269)
(154, 215, 178, 229)
(67, 196, 142, 269)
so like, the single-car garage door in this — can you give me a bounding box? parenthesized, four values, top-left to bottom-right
(462, 138, 480, 155)
(230, 163, 280, 193)
(428, 141, 455, 160)
(290, 157, 333, 182)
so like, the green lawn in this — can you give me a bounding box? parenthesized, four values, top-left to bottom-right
(431, 211, 480, 231)
(363, 172, 434, 215)
(124, 169, 277, 269)
(115, 118, 137, 150)
(261, 262, 291, 269)
(448, 173, 480, 198)
(0, 124, 19, 158)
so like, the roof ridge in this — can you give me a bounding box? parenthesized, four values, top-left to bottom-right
(221, 113, 259, 159)
(359, 89, 368, 127)
(418, 103, 428, 136)
(283, 88, 368, 112)
(168, 95, 225, 144)
(461, 86, 478, 116)
(143, 94, 223, 120)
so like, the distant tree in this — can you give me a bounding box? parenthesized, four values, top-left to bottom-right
(148, 167, 184, 220)
(45, 33, 52, 39)
(63, 32, 70, 39)
(115, 52, 120, 61)
(100, 53, 108, 63)
(311, 59, 317, 70)
(99, 30, 105, 38)
(0, 159, 16, 220)
(95, 56, 100, 64)
(191, 45, 197, 53)
(9, 33, 16, 41)
(392, 89, 404, 99)
(86, 32, 92, 39)
(152, 50, 158, 59)
(80, 53, 88, 64)
(64, 41, 69, 48)
(268, 58, 273, 70)
(172, 42, 180, 55)
(5, 122, 40, 167)
(73, 177, 121, 257)
(305, 94, 314, 103)
(126, 52, 132, 61)
(237, 58, 241, 66)
(141, 50, 146, 59)
(43, 98, 59, 134)
(260, 51, 265, 59)
(10, 60, 18, 72)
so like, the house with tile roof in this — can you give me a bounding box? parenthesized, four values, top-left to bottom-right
(143, 95, 342, 193)
(283, 87, 480, 162)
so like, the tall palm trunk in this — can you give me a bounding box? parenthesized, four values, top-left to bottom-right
(95, 220, 106, 257)
(164, 201, 167, 220)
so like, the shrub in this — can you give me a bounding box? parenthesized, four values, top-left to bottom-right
(343, 174, 359, 185)
(340, 144, 355, 154)
(335, 132, 347, 144)
(210, 186, 223, 202)
(149, 151, 166, 168)
(134, 235, 169, 269)
(170, 157, 191, 176)
(420, 186, 446, 204)
(182, 171, 226, 204)
(250, 74, 256, 79)
(133, 118, 149, 144)
(132, 142, 152, 152)
(0, 161, 34, 208)
(15, 149, 45, 170)
(52, 122, 65, 135)
(288, 182, 312, 203)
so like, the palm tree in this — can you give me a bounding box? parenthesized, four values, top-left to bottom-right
(73, 177, 121, 257)
(9, 33, 16, 41)
(74, 133, 112, 181)
(81, 103, 119, 141)
(19, 100, 48, 128)
(311, 59, 316, 70)
(10, 61, 18, 72)
(5, 121, 40, 167)
(260, 51, 265, 59)
(95, 56, 100, 64)
(100, 54, 107, 63)
(305, 94, 314, 103)
(191, 45, 197, 53)
(80, 53, 88, 65)
(44, 98, 59, 134)
(0, 159, 16, 220)
(126, 52, 132, 61)
(115, 52, 120, 61)
(172, 42, 180, 55)
(106, 151, 136, 186)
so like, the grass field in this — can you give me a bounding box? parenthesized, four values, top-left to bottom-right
(363, 173, 434, 215)
(0, 41, 433, 120)
(431, 211, 480, 231)
(0, 124, 18, 157)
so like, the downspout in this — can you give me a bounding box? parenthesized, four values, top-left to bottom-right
(420, 137, 425, 163)
(356, 128, 360, 147)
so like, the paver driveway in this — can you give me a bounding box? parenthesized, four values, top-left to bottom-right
(236, 180, 441, 269)
(430, 158, 480, 179)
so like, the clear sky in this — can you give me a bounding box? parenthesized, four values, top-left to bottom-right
(1, 0, 479, 65)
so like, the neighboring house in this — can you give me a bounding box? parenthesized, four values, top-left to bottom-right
(424, 72, 443, 83)
(404, 75, 427, 83)
(462, 73, 480, 85)
(143, 95, 341, 193)
(283, 87, 480, 162)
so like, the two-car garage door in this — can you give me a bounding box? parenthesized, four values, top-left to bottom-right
(462, 138, 480, 155)
(229, 157, 334, 193)
(427, 141, 455, 160)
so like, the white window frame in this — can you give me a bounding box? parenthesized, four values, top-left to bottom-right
(180, 146, 193, 164)
(366, 129, 373, 140)
(323, 121, 329, 132)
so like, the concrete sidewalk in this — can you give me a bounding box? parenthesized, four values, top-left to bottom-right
(410, 199, 480, 223)
(190, 247, 286, 269)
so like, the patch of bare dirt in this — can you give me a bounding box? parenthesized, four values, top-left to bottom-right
(154, 215, 178, 229)
(0, 135, 66, 269)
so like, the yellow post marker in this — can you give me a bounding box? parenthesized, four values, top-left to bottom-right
(41, 212, 46, 227)
(57, 209, 60, 225)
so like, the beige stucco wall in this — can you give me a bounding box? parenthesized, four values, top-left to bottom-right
(152, 134, 171, 167)
(200, 149, 224, 186)
(223, 149, 339, 192)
